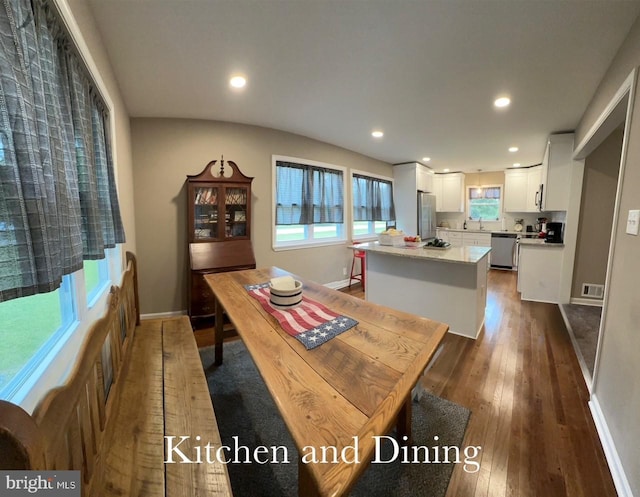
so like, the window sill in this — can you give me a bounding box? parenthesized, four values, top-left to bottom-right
(352, 235, 378, 242)
(273, 239, 348, 251)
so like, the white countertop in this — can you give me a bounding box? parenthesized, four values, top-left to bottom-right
(518, 238, 564, 247)
(353, 241, 491, 265)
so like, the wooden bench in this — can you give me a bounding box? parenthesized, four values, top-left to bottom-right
(0, 252, 232, 497)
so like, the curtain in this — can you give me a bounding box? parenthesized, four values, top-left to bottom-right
(352, 173, 395, 221)
(469, 186, 501, 199)
(0, 0, 125, 302)
(275, 160, 344, 225)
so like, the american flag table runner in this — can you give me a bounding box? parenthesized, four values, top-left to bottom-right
(244, 282, 358, 349)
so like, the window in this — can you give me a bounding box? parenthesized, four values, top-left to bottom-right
(352, 171, 396, 239)
(467, 185, 502, 221)
(0, 276, 76, 396)
(0, 248, 120, 405)
(0, 1, 125, 409)
(273, 156, 346, 249)
(84, 258, 110, 307)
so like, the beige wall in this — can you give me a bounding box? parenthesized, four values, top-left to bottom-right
(575, 15, 640, 496)
(464, 170, 504, 188)
(67, 0, 136, 260)
(131, 118, 392, 314)
(571, 128, 622, 299)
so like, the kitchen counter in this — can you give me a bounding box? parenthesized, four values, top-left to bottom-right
(353, 241, 491, 265)
(517, 239, 564, 303)
(518, 238, 564, 247)
(437, 227, 540, 237)
(359, 241, 489, 339)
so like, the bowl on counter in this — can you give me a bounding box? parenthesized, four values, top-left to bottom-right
(378, 233, 405, 246)
(269, 279, 303, 309)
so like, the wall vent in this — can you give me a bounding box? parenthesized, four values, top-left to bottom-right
(581, 283, 604, 299)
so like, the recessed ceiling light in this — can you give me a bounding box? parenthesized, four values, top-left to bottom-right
(508, 146, 519, 152)
(513, 163, 521, 167)
(443, 168, 450, 172)
(494, 97, 511, 108)
(422, 157, 431, 162)
(230, 75, 247, 89)
(371, 130, 384, 138)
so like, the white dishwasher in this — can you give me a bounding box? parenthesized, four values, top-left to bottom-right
(490, 233, 518, 270)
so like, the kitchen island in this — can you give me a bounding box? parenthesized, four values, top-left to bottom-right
(355, 242, 491, 339)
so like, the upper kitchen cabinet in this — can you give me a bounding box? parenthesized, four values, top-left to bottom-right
(393, 162, 434, 233)
(394, 162, 434, 192)
(504, 165, 542, 212)
(540, 133, 575, 211)
(433, 172, 465, 212)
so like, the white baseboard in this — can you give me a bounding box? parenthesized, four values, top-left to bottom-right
(140, 310, 186, 320)
(589, 393, 634, 497)
(140, 281, 355, 319)
(324, 278, 352, 290)
(570, 297, 604, 307)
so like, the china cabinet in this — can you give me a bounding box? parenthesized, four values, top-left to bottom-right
(186, 158, 256, 326)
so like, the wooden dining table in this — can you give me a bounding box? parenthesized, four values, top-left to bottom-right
(205, 266, 448, 497)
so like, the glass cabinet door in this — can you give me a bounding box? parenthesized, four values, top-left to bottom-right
(224, 186, 248, 238)
(193, 186, 219, 240)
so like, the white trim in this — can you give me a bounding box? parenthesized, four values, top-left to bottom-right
(591, 69, 636, 391)
(351, 168, 394, 183)
(589, 394, 634, 497)
(141, 310, 186, 320)
(574, 70, 636, 160)
(324, 279, 351, 290)
(272, 239, 347, 251)
(569, 297, 604, 307)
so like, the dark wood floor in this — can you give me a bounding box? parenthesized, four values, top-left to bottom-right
(342, 270, 616, 497)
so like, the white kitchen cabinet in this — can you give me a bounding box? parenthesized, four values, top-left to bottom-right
(518, 242, 564, 303)
(527, 166, 542, 212)
(393, 162, 434, 234)
(436, 229, 449, 242)
(503, 169, 528, 212)
(448, 231, 463, 246)
(417, 165, 434, 192)
(433, 175, 443, 211)
(463, 232, 491, 266)
(504, 166, 542, 212)
(433, 173, 465, 212)
(540, 133, 574, 211)
(463, 232, 491, 247)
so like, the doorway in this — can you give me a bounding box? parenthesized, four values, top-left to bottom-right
(566, 69, 636, 391)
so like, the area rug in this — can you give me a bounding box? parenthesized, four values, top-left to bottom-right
(201, 341, 471, 497)
(561, 303, 601, 377)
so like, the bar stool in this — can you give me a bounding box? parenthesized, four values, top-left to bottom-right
(349, 242, 366, 289)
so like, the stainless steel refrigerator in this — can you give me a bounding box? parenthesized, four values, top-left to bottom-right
(417, 192, 437, 241)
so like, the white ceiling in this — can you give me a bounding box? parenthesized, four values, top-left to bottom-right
(86, 0, 640, 172)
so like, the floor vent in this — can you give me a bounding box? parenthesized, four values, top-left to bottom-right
(581, 283, 604, 299)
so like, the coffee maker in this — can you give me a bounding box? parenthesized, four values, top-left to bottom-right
(545, 222, 563, 243)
